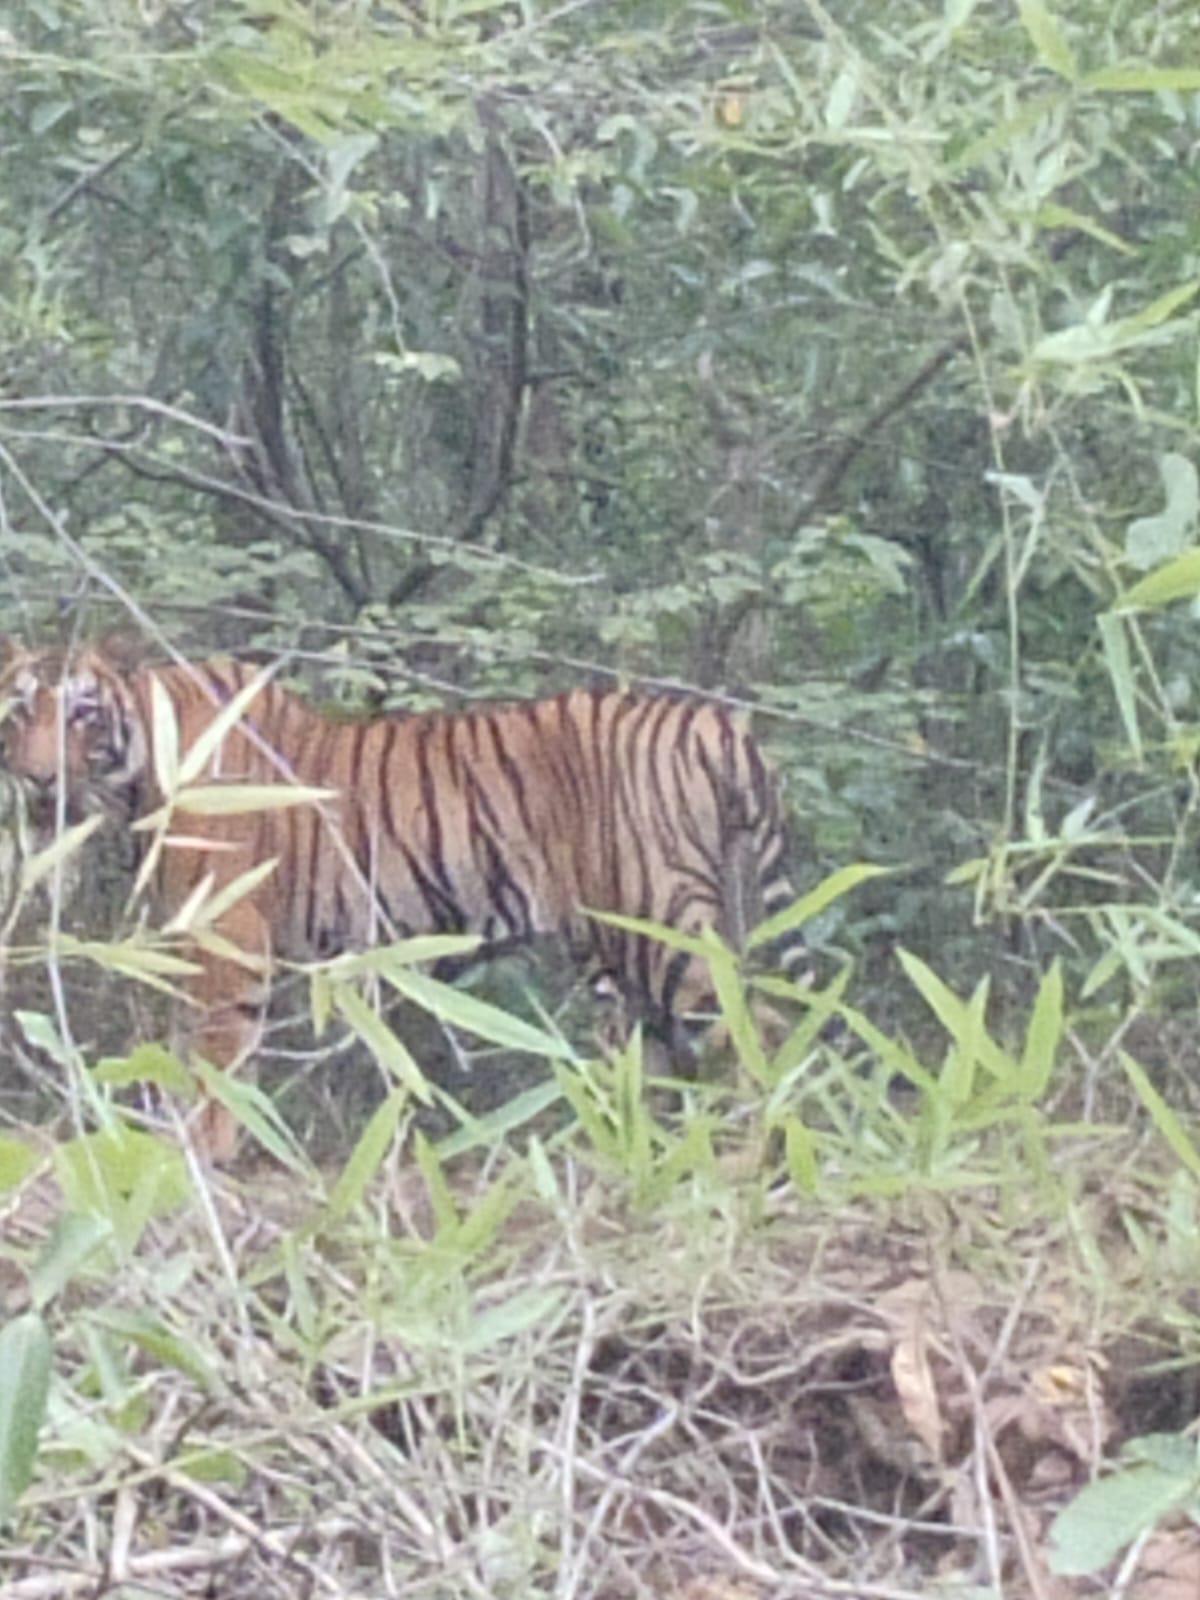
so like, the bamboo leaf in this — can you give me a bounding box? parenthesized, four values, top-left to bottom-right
(163, 858, 279, 934)
(174, 664, 277, 788)
(149, 675, 179, 796)
(1087, 65, 1200, 92)
(380, 965, 576, 1060)
(332, 984, 433, 1102)
(748, 863, 892, 951)
(1020, 961, 1062, 1097)
(1096, 612, 1142, 763)
(1017, 0, 1076, 80)
(1117, 548, 1200, 611)
(1121, 1051, 1200, 1181)
(190, 1058, 311, 1173)
(20, 816, 104, 894)
(169, 783, 337, 816)
(326, 1090, 408, 1218)
(0, 1312, 52, 1522)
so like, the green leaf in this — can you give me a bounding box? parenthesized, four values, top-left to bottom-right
(325, 131, 378, 196)
(31, 1214, 114, 1308)
(586, 907, 711, 961)
(19, 816, 105, 895)
(1048, 1456, 1200, 1575)
(836, 1003, 940, 1096)
(52, 935, 200, 996)
(331, 984, 433, 1104)
(15, 1010, 81, 1070)
(325, 1089, 407, 1218)
(1087, 66, 1200, 92)
(1118, 547, 1200, 611)
(1121, 1051, 1200, 1181)
(1019, 962, 1062, 1097)
(763, 967, 851, 1078)
(705, 934, 769, 1085)
(93, 1043, 193, 1096)
(555, 1061, 622, 1162)
(174, 664, 279, 786)
(461, 1287, 564, 1353)
(784, 1116, 820, 1195)
(748, 863, 892, 951)
(190, 1058, 313, 1172)
(436, 1078, 562, 1160)
(824, 66, 858, 129)
(1034, 202, 1133, 255)
(1031, 281, 1200, 366)
(0, 1312, 52, 1522)
(53, 1127, 192, 1247)
(1096, 611, 1141, 762)
(526, 1137, 559, 1202)
(1017, 0, 1076, 79)
(380, 966, 576, 1060)
(326, 935, 482, 978)
(177, 1448, 248, 1488)
(1116, 280, 1200, 340)
(30, 99, 73, 136)
(0, 1137, 37, 1194)
(896, 951, 1012, 1082)
(1125, 453, 1199, 571)
(93, 1310, 218, 1394)
(454, 1168, 522, 1258)
(162, 858, 280, 935)
(1124, 1433, 1200, 1475)
(413, 1131, 459, 1234)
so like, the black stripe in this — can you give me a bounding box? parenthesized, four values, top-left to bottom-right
(486, 714, 536, 839)
(417, 721, 460, 907)
(379, 719, 400, 840)
(400, 840, 464, 930)
(673, 700, 699, 760)
(552, 693, 589, 823)
(745, 730, 770, 813)
(466, 767, 504, 835)
(478, 826, 534, 937)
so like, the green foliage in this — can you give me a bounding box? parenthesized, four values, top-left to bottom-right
(4, 0, 1200, 1018)
(7, 4, 1200, 1580)
(0, 1312, 52, 1524)
(1049, 1433, 1200, 1576)
(54, 1127, 192, 1249)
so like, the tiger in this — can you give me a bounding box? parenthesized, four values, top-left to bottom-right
(0, 640, 810, 1161)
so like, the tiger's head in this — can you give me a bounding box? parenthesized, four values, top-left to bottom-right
(0, 642, 147, 832)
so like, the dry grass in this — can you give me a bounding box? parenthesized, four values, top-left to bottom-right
(3, 1099, 1200, 1600)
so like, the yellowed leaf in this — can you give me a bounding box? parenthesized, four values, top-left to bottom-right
(890, 1304, 944, 1463)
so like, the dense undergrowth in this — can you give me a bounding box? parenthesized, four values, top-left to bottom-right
(3, 886, 1200, 1599)
(5, 2, 1200, 1594)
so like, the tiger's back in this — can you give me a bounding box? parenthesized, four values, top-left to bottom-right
(247, 680, 803, 1021)
(0, 644, 808, 1157)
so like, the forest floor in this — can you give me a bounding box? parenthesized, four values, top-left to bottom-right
(3, 1088, 1199, 1600)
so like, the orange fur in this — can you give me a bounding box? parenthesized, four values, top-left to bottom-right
(0, 644, 807, 1159)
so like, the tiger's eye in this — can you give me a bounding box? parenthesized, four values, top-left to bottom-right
(68, 700, 104, 728)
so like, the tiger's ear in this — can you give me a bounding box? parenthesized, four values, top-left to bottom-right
(89, 633, 148, 675)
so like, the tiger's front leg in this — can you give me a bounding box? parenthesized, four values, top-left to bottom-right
(178, 897, 272, 1164)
